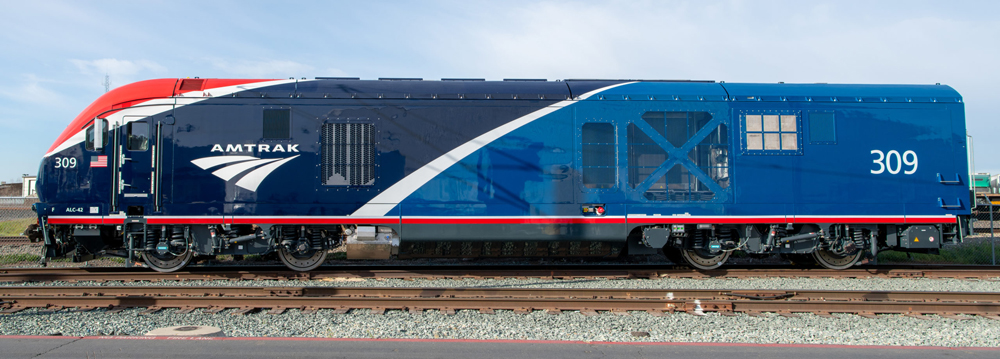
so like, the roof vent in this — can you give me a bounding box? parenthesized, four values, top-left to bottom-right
(503, 78, 547, 82)
(442, 78, 486, 81)
(316, 77, 360, 80)
(178, 79, 205, 91)
(379, 78, 423, 81)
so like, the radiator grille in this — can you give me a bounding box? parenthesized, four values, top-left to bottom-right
(321, 123, 376, 186)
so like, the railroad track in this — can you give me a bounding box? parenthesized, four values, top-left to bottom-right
(2, 266, 999, 283)
(1, 286, 998, 319)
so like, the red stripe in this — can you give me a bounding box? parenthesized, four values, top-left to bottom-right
(627, 217, 780, 224)
(229, 218, 399, 225)
(403, 217, 622, 224)
(47, 78, 276, 154)
(905, 217, 958, 224)
(44, 216, 959, 226)
(791, 217, 903, 224)
(48, 217, 103, 224)
(146, 218, 223, 225)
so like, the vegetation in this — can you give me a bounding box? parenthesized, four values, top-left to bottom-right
(877, 238, 1000, 265)
(0, 253, 40, 263)
(0, 218, 33, 236)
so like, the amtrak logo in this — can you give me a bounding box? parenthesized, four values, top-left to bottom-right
(210, 143, 299, 153)
(191, 155, 300, 191)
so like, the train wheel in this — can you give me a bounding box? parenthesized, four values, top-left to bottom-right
(680, 248, 731, 270)
(812, 248, 863, 270)
(142, 250, 193, 273)
(278, 247, 327, 271)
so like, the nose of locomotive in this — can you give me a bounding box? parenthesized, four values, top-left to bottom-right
(35, 158, 48, 203)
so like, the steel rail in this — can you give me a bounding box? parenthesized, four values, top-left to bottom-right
(2, 267, 999, 283)
(2, 286, 1000, 317)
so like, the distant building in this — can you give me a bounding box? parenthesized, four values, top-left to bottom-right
(0, 175, 37, 197)
(22, 175, 36, 197)
(0, 182, 19, 197)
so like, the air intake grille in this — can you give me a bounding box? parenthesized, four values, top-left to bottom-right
(322, 123, 376, 186)
(178, 79, 204, 91)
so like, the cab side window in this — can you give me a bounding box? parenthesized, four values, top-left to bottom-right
(127, 121, 149, 151)
(85, 119, 109, 151)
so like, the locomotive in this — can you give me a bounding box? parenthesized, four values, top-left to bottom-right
(30, 77, 971, 272)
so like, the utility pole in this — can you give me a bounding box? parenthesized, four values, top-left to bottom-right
(103, 74, 111, 93)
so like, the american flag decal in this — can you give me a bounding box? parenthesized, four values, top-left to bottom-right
(91, 155, 107, 168)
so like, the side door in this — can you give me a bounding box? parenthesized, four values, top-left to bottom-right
(575, 103, 625, 206)
(116, 116, 154, 214)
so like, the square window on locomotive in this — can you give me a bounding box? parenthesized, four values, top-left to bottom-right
(781, 133, 798, 150)
(745, 115, 762, 132)
(762, 115, 780, 132)
(746, 133, 763, 150)
(744, 113, 801, 154)
(763, 133, 780, 150)
(780, 115, 796, 132)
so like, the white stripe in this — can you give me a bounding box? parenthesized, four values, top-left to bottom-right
(44, 79, 301, 157)
(191, 155, 259, 169)
(350, 82, 637, 217)
(212, 158, 280, 181)
(46, 131, 87, 158)
(234, 155, 300, 191)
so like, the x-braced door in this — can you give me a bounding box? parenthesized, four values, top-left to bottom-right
(623, 108, 732, 203)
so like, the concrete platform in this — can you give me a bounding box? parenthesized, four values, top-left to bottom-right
(1, 336, 997, 359)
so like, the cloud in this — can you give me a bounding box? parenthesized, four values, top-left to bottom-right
(0, 74, 65, 105)
(68, 58, 168, 92)
(70, 58, 167, 78)
(208, 59, 314, 78)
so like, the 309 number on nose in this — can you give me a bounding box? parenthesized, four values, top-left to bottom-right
(53, 157, 77, 169)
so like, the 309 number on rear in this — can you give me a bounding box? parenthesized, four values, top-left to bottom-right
(871, 150, 916, 175)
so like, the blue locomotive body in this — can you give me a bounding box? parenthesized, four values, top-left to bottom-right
(32, 78, 970, 271)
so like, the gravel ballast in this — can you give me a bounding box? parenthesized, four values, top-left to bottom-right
(1, 276, 999, 347)
(0, 307, 997, 347)
(4, 244, 1000, 346)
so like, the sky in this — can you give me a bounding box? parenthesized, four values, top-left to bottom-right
(1, 0, 998, 183)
